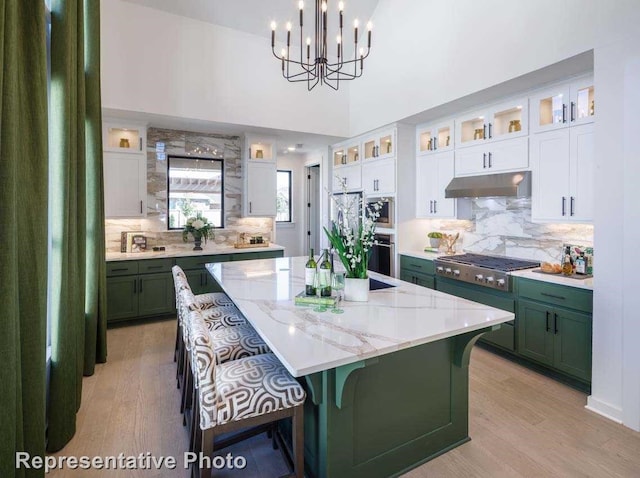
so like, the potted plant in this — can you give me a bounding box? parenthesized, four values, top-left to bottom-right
(324, 183, 383, 302)
(182, 214, 215, 251)
(427, 231, 443, 248)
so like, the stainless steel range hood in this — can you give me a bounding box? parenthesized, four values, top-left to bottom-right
(445, 171, 531, 198)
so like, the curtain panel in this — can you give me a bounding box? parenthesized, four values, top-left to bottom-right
(0, 1, 49, 477)
(47, 0, 106, 452)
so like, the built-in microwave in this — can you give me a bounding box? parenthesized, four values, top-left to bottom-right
(367, 198, 393, 228)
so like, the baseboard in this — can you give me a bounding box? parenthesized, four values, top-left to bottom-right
(585, 396, 623, 423)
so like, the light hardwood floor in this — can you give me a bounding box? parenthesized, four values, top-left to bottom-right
(48, 318, 640, 478)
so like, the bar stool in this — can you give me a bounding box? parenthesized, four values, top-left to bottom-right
(179, 289, 270, 421)
(189, 310, 305, 478)
(172, 265, 233, 366)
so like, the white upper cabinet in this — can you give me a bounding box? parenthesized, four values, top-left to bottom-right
(243, 135, 277, 216)
(530, 76, 595, 133)
(332, 163, 362, 192)
(416, 151, 456, 218)
(363, 158, 395, 196)
(103, 121, 146, 153)
(417, 120, 454, 155)
(455, 137, 528, 177)
(332, 141, 361, 169)
(104, 151, 147, 218)
(530, 123, 594, 222)
(455, 97, 528, 148)
(361, 128, 395, 161)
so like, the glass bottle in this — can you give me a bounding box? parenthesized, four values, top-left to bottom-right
(305, 249, 317, 296)
(318, 249, 332, 297)
(575, 252, 586, 275)
(562, 246, 574, 276)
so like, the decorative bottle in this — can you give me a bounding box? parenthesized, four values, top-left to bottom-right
(305, 249, 317, 296)
(562, 246, 574, 276)
(318, 249, 332, 297)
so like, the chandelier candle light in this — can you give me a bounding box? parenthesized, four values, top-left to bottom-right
(271, 1, 372, 90)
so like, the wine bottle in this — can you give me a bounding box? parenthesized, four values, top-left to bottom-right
(562, 246, 573, 276)
(305, 249, 317, 296)
(319, 249, 332, 297)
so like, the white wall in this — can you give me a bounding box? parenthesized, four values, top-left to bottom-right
(100, 0, 350, 137)
(351, 0, 640, 135)
(276, 154, 306, 257)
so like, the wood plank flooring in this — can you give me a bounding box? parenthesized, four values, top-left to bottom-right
(48, 319, 640, 478)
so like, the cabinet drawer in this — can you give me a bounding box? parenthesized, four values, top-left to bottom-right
(436, 278, 515, 312)
(400, 255, 435, 275)
(138, 258, 173, 274)
(107, 261, 138, 277)
(400, 270, 435, 289)
(176, 255, 231, 270)
(232, 250, 283, 261)
(517, 278, 592, 314)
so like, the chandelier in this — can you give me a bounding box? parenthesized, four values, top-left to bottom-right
(271, 1, 372, 91)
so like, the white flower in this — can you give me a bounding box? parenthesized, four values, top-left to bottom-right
(192, 219, 205, 230)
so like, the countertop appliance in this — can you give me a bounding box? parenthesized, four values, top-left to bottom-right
(434, 253, 540, 292)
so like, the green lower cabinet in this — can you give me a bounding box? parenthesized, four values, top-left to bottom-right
(400, 270, 435, 289)
(552, 307, 592, 381)
(517, 299, 592, 382)
(106, 276, 138, 321)
(138, 273, 175, 317)
(517, 299, 555, 366)
(184, 269, 208, 295)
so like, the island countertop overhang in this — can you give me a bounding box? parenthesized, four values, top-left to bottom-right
(206, 256, 514, 377)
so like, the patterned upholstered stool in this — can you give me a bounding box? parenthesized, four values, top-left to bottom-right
(179, 291, 269, 422)
(172, 265, 233, 366)
(190, 311, 305, 478)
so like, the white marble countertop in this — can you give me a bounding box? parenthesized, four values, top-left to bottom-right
(207, 256, 514, 377)
(399, 250, 594, 291)
(106, 244, 285, 262)
(510, 269, 594, 291)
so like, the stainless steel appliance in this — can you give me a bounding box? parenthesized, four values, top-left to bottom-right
(434, 253, 539, 292)
(369, 234, 395, 277)
(367, 198, 393, 228)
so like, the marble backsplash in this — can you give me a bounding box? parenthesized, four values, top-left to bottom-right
(105, 127, 273, 253)
(403, 197, 594, 264)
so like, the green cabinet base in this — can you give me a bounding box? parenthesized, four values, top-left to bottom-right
(295, 327, 495, 478)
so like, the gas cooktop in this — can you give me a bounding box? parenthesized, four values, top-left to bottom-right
(434, 254, 540, 291)
(436, 253, 540, 272)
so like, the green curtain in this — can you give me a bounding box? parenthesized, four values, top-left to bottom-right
(47, 0, 107, 452)
(0, 1, 49, 477)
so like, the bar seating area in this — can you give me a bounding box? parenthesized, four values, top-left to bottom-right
(171, 266, 306, 478)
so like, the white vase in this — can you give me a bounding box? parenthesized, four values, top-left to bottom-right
(429, 238, 441, 248)
(344, 277, 369, 302)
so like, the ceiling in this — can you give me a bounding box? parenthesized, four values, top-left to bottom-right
(123, 0, 381, 40)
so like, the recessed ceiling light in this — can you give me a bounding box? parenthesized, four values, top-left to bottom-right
(287, 146, 296, 151)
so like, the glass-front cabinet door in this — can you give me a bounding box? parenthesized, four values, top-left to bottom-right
(103, 122, 146, 153)
(362, 128, 395, 160)
(530, 76, 594, 133)
(455, 98, 527, 147)
(333, 142, 361, 168)
(417, 121, 453, 155)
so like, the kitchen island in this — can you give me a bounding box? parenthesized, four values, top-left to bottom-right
(206, 257, 514, 478)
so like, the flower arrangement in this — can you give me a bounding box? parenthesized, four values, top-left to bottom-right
(324, 180, 383, 279)
(182, 214, 215, 244)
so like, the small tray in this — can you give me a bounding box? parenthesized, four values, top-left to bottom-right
(532, 269, 592, 279)
(233, 241, 270, 249)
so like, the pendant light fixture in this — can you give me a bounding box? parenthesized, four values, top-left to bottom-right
(271, 1, 372, 91)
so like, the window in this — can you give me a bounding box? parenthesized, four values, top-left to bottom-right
(276, 170, 292, 222)
(167, 156, 224, 229)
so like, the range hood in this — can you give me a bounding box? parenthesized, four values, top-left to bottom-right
(445, 171, 531, 199)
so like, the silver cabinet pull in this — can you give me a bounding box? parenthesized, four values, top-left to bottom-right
(434, 200, 437, 214)
(483, 124, 487, 139)
(139, 137, 143, 151)
(483, 153, 487, 168)
(140, 200, 143, 214)
(562, 104, 567, 123)
(488, 122, 492, 139)
(488, 152, 492, 168)
(562, 196, 566, 216)
(429, 200, 433, 214)
(249, 201, 252, 213)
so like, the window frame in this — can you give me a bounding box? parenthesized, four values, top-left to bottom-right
(276, 170, 293, 223)
(166, 155, 225, 230)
